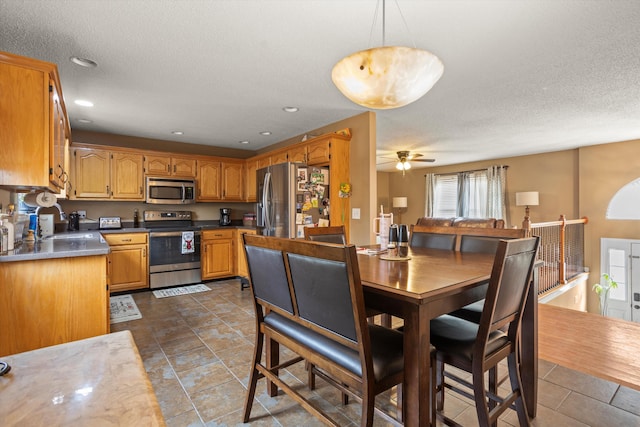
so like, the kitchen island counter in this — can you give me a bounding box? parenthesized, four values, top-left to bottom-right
(0, 231, 109, 262)
(0, 330, 165, 426)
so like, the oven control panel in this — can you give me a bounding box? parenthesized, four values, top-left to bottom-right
(144, 210, 192, 222)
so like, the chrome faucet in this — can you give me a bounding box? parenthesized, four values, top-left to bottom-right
(35, 203, 67, 221)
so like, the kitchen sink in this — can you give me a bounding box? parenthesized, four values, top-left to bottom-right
(43, 232, 98, 240)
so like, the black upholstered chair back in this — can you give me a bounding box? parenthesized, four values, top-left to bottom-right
(304, 225, 347, 244)
(287, 253, 356, 342)
(460, 235, 502, 254)
(244, 244, 293, 315)
(409, 225, 456, 250)
(243, 234, 367, 349)
(480, 237, 539, 338)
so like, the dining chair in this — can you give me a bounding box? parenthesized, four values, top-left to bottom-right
(303, 225, 347, 244)
(409, 224, 456, 250)
(242, 234, 405, 427)
(430, 236, 539, 427)
(303, 224, 391, 327)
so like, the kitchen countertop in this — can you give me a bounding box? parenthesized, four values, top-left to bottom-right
(0, 330, 166, 426)
(0, 231, 110, 262)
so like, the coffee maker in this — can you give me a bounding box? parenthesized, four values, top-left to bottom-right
(220, 208, 232, 226)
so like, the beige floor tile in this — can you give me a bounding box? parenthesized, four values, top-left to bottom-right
(114, 281, 640, 426)
(611, 385, 640, 416)
(558, 391, 640, 426)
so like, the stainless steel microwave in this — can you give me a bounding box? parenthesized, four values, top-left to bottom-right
(146, 177, 196, 204)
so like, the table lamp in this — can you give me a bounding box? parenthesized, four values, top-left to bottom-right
(392, 197, 408, 224)
(516, 191, 539, 231)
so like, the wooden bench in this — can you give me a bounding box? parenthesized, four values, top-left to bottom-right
(242, 235, 405, 426)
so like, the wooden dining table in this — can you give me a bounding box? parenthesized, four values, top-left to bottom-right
(358, 246, 539, 427)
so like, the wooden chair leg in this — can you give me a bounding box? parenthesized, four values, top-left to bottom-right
(436, 358, 445, 411)
(243, 328, 264, 422)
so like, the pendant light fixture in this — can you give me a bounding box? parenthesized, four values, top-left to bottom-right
(332, 0, 444, 109)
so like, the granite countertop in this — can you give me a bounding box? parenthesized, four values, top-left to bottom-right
(0, 330, 166, 426)
(0, 230, 110, 262)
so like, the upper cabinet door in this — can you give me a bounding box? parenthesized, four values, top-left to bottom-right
(73, 148, 111, 198)
(288, 145, 307, 163)
(145, 155, 171, 176)
(222, 162, 244, 201)
(0, 53, 70, 192)
(197, 160, 222, 201)
(171, 157, 196, 177)
(111, 152, 144, 200)
(306, 139, 331, 165)
(245, 158, 258, 202)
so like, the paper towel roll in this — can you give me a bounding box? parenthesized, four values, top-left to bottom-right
(23, 193, 39, 207)
(36, 191, 57, 207)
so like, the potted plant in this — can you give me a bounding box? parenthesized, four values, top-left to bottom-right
(592, 273, 619, 315)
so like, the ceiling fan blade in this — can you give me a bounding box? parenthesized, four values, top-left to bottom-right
(376, 159, 396, 165)
(412, 158, 436, 162)
(407, 153, 424, 160)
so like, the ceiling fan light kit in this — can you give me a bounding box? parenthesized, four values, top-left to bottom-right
(331, 0, 443, 109)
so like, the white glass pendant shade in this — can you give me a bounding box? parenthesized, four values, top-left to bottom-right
(332, 46, 444, 109)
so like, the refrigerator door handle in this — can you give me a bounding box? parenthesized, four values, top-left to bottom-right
(263, 172, 272, 233)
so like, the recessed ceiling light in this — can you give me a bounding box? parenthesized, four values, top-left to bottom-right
(171, 131, 184, 135)
(283, 106, 299, 113)
(77, 118, 92, 124)
(70, 56, 98, 68)
(259, 131, 272, 136)
(239, 140, 250, 145)
(74, 100, 94, 107)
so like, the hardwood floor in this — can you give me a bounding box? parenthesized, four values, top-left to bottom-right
(111, 280, 640, 426)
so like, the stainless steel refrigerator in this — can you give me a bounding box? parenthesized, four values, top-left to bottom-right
(257, 162, 301, 238)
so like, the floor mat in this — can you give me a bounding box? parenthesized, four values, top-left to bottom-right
(109, 294, 142, 324)
(152, 283, 212, 299)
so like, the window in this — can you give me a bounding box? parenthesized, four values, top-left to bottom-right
(426, 166, 507, 220)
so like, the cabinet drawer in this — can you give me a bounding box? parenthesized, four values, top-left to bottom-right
(202, 229, 234, 240)
(103, 233, 148, 246)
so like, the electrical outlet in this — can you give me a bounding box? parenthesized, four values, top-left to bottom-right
(77, 210, 87, 219)
(352, 208, 360, 219)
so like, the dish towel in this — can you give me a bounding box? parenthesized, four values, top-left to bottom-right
(182, 231, 195, 254)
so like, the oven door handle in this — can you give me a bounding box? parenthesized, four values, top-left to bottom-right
(149, 230, 201, 238)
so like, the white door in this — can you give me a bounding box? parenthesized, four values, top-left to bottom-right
(600, 238, 632, 320)
(631, 243, 640, 323)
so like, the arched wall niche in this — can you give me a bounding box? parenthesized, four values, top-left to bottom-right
(606, 177, 640, 219)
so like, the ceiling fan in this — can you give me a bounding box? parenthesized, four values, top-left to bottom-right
(378, 151, 436, 172)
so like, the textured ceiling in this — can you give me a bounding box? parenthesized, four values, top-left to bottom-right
(1, 0, 640, 171)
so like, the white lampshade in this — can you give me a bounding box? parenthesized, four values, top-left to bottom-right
(332, 46, 444, 109)
(516, 191, 539, 207)
(392, 197, 408, 208)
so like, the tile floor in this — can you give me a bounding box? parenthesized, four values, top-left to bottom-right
(111, 279, 640, 426)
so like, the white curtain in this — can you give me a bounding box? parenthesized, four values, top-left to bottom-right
(424, 173, 435, 217)
(486, 165, 507, 221)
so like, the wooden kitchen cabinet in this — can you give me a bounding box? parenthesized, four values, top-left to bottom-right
(222, 161, 244, 201)
(288, 145, 307, 163)
(0, 255, 109, 357)
(197, 160, 244, 201)
(270, 149, 288, 165)
(72, 147, 111, 198)
(235, 228, 256, 279)
(145, 154, 196, 177)
(196, 160, 222, 201)
(305, 138, 331, 165)
(103, 233, 149, 293)
(0, 51, 70, 192)
(244, 158, 258, 202)
(71, 146, 145, 200)
(201, 229, 234, 279)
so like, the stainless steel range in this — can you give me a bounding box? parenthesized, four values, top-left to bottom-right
(144, 210, 201, 289)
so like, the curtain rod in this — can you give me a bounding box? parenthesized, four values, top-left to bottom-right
(424, 165, 509, 177)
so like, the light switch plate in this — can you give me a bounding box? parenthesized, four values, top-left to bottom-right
(352, 208, 360, 219)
